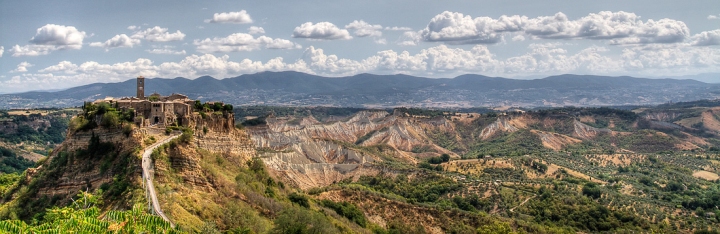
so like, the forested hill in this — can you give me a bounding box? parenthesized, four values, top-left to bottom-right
(1, 71, 718, 108)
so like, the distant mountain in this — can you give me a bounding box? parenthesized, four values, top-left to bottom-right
(1, 71, 718, 109)
(664, 73, 720, 84)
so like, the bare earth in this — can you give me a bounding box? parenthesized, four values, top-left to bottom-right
(692, 170, 720, 181)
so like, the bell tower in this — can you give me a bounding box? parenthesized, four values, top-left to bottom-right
(137, 76, 145, 99)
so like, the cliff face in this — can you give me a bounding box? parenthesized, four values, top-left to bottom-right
(4, 124, 149, 213)
(247, 111, 458, 189)
(190, 113, 254, 157)
(157, 112, 256, 190)
(3, 110, 250, 220)
(479, 118, 519, 140)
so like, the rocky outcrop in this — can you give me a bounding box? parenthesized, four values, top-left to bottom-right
(573, 120, 609, 139)
(532, 130, 581, 151)
(479, 118, 519, 140)
(248, 111, 457, 189)
(166, 145, 210, 188)
(35, 126, 145, 198)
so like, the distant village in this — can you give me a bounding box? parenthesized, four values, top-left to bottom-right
(91, 76, 215, 128)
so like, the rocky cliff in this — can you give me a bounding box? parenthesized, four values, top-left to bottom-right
(247, 111, 459, 189)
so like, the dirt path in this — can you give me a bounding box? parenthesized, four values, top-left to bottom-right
(142, 132, 181, 227)
(510, 195, 536, 212)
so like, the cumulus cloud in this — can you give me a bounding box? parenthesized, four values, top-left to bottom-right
(397, 31, 421, 46)
(146, 48, 187, 55)
(620, 45, 720, 75)
(6, 54, 311, 92)
(10, 62, 33, 73)
(248, 26, 265, 35)
(345, 20, 383, 37)
(419, 11, 690, 45)
(11, 24, 86, 56)
(0, 46, 3, 57)
(194, 33, 301, 53)
(419, 11, 520, 44)
(690, 29, 720, 46)
(205, 10, 253, 24)
(10, 45, 63, 56)
(28, 24, 86, 47)
(292, 22, 352, 40)
(385, 26, 412, 31)
(9, 42, 720, 93)
(127, 25, 139, 30)
(131, 26, 186, 42)
(90, 34, 141, 50)
(709, 14, 720, 20)
(38, 61, 78, 73)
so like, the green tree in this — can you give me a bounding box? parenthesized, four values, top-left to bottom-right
(270, 206, 338, 234)
(101, 111, 120, 128)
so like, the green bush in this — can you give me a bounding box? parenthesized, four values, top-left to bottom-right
(289, 193, 310, 208)
(582, 183, 602, 199)
(270, 206, 338, 234)
(101, 111, 120, 128)
(321, 199, 367, 227)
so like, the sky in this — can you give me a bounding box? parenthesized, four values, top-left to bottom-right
(1, 0, 719, 93)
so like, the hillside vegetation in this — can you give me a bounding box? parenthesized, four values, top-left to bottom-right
(2, 101, 720, 233)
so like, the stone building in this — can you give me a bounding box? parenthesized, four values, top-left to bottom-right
(97, 76, 196, 127)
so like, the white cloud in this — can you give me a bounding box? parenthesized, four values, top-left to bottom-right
(385, 26, 412, 31)
(127, 25, 139, 30)
(419, 11, 690, 45)
(11, 24, 86, 56)
(248, 26, 265, 35)
(297, 43, 720, 77)
(292, 22, 352, 40)
(90, 34, 141, 50)
(397, 31, 421, 46)
(204, 10, 253, 24)
(10, 62, 33, 73)
(709, 14, 720, 20)
(419, 11, 519, 44)
(300, 46, 368, 75)
(6, 55, 310, 92)
(9, 43, 720, 93)
(10, 45, 62, 56)
(38, 61, 78, 73)
(0, 46, 3, 57)
(345, 20, 383, 37)
(512, 35, 525, 41)
(131, 26, 185, 42)
(194, 33, 301, 53)
(146, 48, 187, 55)
(690, 29, 720, 46)
(28, 24, 86, 47)
(620, 45, 720, 75)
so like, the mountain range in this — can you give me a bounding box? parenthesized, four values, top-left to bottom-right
(2, 71, 719, 109)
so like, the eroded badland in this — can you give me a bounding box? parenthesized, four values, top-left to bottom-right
(2, 78, 720, 233)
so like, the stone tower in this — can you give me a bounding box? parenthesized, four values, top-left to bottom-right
(137, 76, 145, 99)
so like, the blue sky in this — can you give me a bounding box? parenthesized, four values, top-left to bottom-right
(1, 0, 719, 93)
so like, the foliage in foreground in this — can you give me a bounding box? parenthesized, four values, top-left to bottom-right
(0, 190, 181, 233)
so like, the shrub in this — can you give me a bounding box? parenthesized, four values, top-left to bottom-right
(289, 193, 310, 208)
(270, 206, 338, 234)
(101, 111, 120, 128)
(179, 128, 193, 143)
(582, 183, 602, 199)
(321, 199, 368, 227)
(122, 124, 133, 136)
